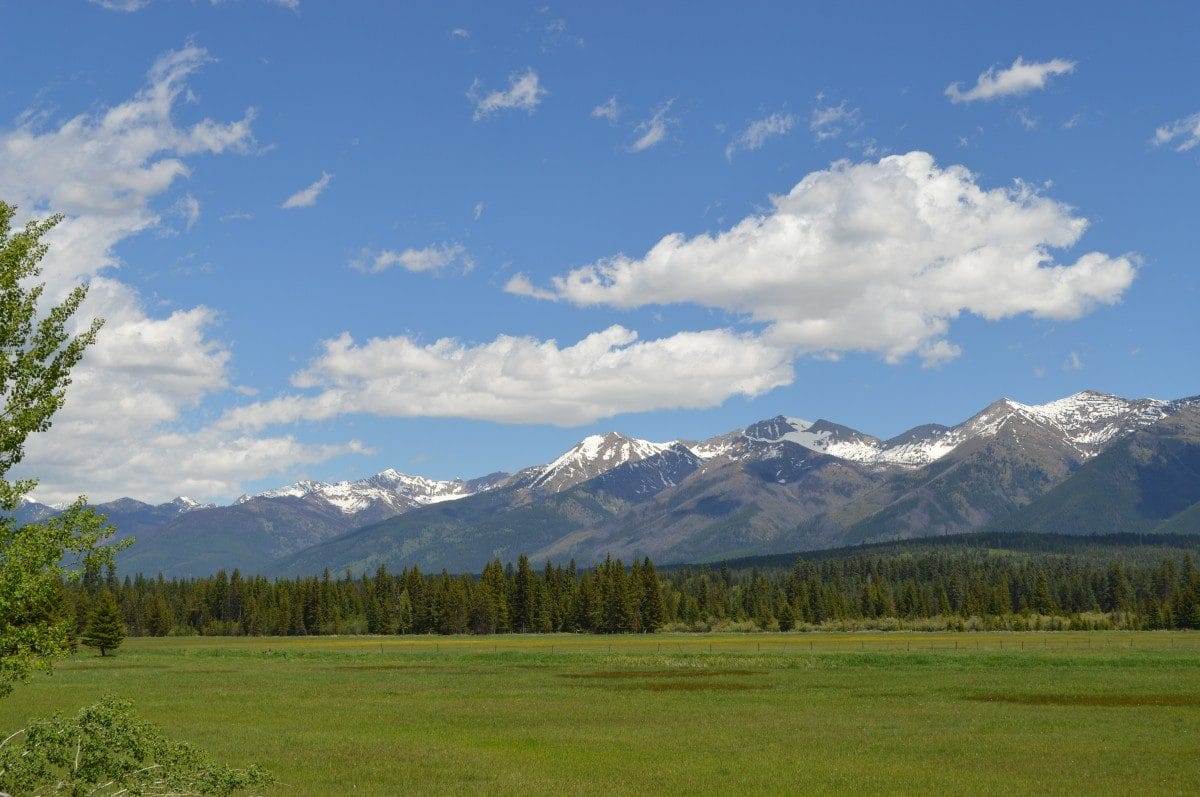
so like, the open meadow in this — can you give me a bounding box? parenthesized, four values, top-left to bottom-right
(3, 632, 1200, 794)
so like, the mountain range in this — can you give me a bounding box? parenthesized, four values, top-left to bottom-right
(14, 390, 1200, 577)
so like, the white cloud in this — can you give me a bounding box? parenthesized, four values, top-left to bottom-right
(510, 151, 1136, 365)
(1153, 112, 1200, 152)
(726, 112, 795, 160)
(1063, 350, 1084, 371)
(470, 69, 545, 120)
(450, 28, 471, 39)
(0, 44, 350, 503)
(473, 201, 485, 221)
(591, 96, 620, 124)
(810, 102, 859, 141)
(918, 340, 963, 369)
(219, 326, 793, 429)
(503, 273, 558, 301)
(946, 57, 1076, 103)
(19, 279, 362, 503)
(629, 101, 674, 152)
(219, 210, 254, 222)
(280, 171, 332, 209)
(351, 243, 472, 275)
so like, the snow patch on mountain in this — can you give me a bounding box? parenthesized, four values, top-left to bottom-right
(876, 390, 1168, 466)
(723, 416, 887, 465)
(1005, 391, 1168, 453)
(241, 468, 486, 515)
(753, 418, 885, 463)
(168, 496, 211, 511)
(688, 432, 741, 461)
(689, 390, 1173, 472)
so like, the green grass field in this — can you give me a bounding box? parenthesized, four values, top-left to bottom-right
(4, 633, 1200, 794)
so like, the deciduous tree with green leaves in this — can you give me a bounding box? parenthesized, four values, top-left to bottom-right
(0, 201, 113, 698)
(0, 201, 270, 795)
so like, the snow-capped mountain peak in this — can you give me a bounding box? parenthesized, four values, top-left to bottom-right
(878, 390, 1170, 466)
(766, 417, 885, 463)
(689, 390, 1174, 473)
(241, 468, 492, 516)
(167, 496, 212, 512)
(531, 432, 675, 493)
(1002, 390, 1168, 454)
(694, 416, 885, 466)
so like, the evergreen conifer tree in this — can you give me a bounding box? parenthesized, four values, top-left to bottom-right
(396, 590, 414, 634)
(82, 591, 126, 656)
(513, 554, 534, 632)
(777, 601, 795, 632)
(639, 558, 665, 632)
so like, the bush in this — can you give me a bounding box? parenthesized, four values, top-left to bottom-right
(0, 698, 271, 795)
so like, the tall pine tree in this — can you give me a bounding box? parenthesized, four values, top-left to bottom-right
(83, 591, 126, 656)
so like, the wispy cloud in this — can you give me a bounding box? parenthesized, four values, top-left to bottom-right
(89, 0, 150, 9)
(281, 171, 332, 209)
(470, 68, 545, 120)
(351, 243, 472, 275)
(1016, 108, 1039, 131)
(946, 57, 1076, 103)
(591, 96, 620, 124)
(810, 101, 859, 141)
(1153, 111, 1200, 152)
(726, 112, 795, 160)
(541, 17, 582, 50)
(174, 194, 201, 230)
(629, 100, 674, 153)
(1063, 350, 1085, 371)
(91, 0, 298, 10)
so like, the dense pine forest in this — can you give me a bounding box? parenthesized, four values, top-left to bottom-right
(58, 541, 1200, 637)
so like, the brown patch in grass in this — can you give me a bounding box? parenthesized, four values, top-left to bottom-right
(563, 668, 771, 693)
(969, 692, 1200, 708)
(328, 663, 501, 674)
(630, 680, 771, 693)
(563, 668, 763, 680)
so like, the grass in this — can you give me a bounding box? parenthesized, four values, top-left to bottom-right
(3, 632, 1200, 794)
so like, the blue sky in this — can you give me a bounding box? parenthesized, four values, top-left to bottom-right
(1, 1, 1197, 502)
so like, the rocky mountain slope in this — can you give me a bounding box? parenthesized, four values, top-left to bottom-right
(21, 388, 1194, 577)
(270, 440, 703, 576)
(988, 404, 1200, 536)
(273, 390, 1191, 575)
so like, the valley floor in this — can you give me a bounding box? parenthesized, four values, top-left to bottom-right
(4, 633, 1200, 794)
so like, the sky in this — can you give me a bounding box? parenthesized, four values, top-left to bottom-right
(1, 1, 1197, 504)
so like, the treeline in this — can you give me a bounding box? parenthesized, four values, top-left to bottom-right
(58, 550, 1200, 637)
